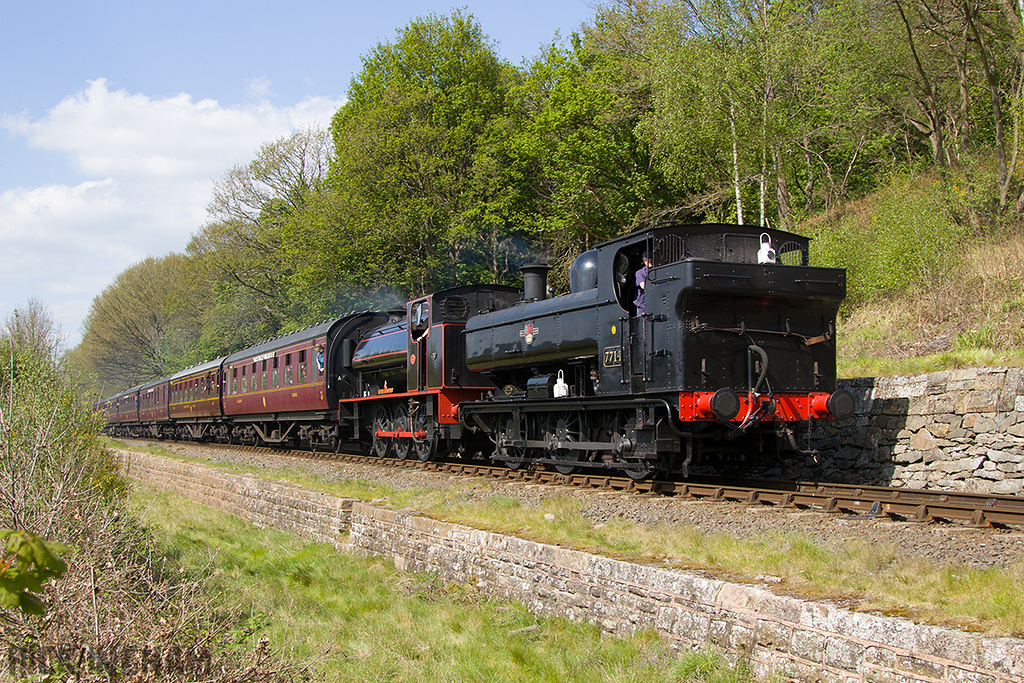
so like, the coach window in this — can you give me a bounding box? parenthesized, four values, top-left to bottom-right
(241, 366, 248, 393)
(299, 349, 307, 384)
(273, 357, 280, 389)
(232, 368, 238, 395)
(285, 353, 293, 386)
(262, 360, 268, 390)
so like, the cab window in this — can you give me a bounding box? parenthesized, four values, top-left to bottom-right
(410, 300, 430, 341)
(613, 249, 636, 314)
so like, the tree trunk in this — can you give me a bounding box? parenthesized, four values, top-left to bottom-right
(773, 148, 791, 230)
(965, 0, 1010, 210)
(730, 99, 744, 224)
(894, 0, 947, 166)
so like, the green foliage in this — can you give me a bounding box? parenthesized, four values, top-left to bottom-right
(0, 530, 68, 615)
(0, 337, 123, 535)
(138, 488, 753, 683)
(329, 10, 529, 296)
(807, 174, 972, 305)
(3, 309, 305, 681)
(76, 254, 202, 392)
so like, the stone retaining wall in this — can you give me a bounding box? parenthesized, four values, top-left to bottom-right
(119, 451, 350, 545)
(797, 367, 1024, 494)
(119, 450, 1024, 683)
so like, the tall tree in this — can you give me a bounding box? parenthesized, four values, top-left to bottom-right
(188, 127, 336, 347)
(2, 299, 64, 363)
(497, 2, 688, 281)
(329, 11, 523, 296)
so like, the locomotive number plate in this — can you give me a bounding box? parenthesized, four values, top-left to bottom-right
(602, 346, 622, 368)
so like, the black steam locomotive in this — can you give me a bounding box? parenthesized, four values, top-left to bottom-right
(99, 223, 853, 479)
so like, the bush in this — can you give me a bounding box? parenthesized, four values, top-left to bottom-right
(0, 338, 121, 538)
(807, 173, 972, 306)
(0, 308, 306, 682)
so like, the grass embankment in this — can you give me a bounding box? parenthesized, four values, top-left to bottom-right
(815, 178, 1024, 378)
(118, 440, 1024, 637)
(838, 239, 1024, 377)
(134, 488, 750, 683)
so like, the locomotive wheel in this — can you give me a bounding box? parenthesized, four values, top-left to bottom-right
(623, 461, 653, 480)
(371, 406, 393, 458)
(413, 434, 437, 462)
(496, 414, 526, 470)
(552, 451, 578, 475)
(609, 410, 652, 480)
(393, 404, 412, 461)
(411, 412, 437, 462)
(551, 412, 582, 475)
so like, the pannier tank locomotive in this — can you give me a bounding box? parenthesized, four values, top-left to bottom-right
(99, 223, 853, 479)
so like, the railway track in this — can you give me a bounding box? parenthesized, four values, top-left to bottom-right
(153, 440, 1024, 529)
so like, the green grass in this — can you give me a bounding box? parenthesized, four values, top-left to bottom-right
(838, 347, 1024, 379)
(133, 488, 753, 683)
(832, 230, 1024, 378)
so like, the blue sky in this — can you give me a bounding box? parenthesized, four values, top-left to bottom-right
(0, 0, 596, 346)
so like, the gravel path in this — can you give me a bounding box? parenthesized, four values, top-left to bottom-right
(133, 440, 1024, 570)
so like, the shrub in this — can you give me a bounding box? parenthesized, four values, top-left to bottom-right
(0, 307, 306, 682)
(807, 173, 972, 306)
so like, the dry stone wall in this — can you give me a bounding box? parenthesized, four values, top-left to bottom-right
(118, 451, 350, 545)
(799, 367, 1024, 494)
(119, 450, 1024, 683)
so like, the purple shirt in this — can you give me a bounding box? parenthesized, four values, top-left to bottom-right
(634, 264, 648, 315)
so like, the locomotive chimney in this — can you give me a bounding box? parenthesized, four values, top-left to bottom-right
(520, 263, 550, 301)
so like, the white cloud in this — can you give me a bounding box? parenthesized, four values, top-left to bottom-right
(3, 79, 341, 179)
(246, 76, 274, 100)
(0, 79, 345, 344)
